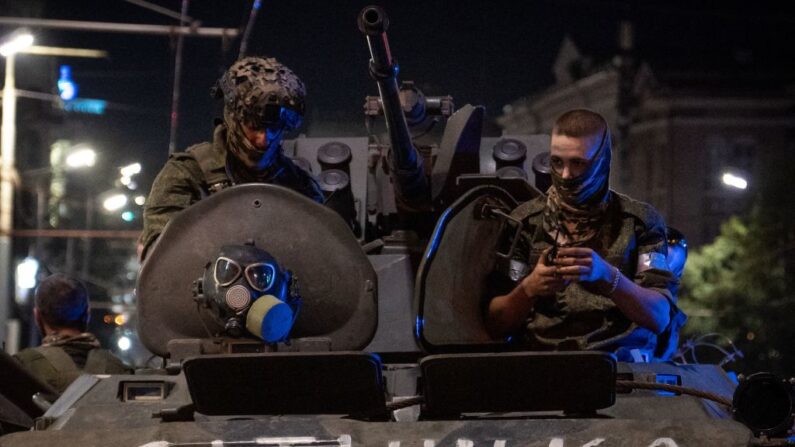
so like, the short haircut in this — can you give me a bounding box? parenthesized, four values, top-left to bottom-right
(34, 274, 90, 332)
(552, 109, 609, 141)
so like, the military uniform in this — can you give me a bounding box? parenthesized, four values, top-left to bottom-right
(140, 124, 323, 258)
(494, 191, 685, 361)
(14, 333, 130, 393)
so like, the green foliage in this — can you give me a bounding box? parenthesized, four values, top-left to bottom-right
(680, 156, 795, 376)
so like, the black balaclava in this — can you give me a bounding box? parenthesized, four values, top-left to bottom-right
(213, 57, 305, 175)
(543, 127, 612, 245)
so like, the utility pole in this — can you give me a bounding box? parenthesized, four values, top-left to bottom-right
(1, 32, 30, 351)
(0, 54, 15, 347)
(168, 0, 191, 154)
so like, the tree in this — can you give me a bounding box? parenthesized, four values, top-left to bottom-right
(679, 154, 795, 376)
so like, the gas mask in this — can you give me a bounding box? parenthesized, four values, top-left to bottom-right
(193, 243, 301, 343)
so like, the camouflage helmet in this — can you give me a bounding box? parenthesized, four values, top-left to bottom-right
(213, 56, 306, 128)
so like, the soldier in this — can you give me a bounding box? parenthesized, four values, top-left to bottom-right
(486, 109, 685, 361)
(14, 274, 130, 393)
(138, 56, 323, 260)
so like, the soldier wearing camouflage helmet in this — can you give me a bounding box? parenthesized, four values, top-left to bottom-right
(139, 57, 323, 260)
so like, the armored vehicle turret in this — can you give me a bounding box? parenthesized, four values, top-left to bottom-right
(1, 6, 791, 447)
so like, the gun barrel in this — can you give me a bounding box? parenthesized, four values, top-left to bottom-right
(358, 5, 428, 200)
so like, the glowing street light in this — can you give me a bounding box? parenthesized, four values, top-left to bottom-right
(15, 256, 39, 290)
(722, 172, 748, 190)
(117, 335, 131, 351)
(134, 195, 146, 206)
(103, 193, 128, 212)
(65, 146, 97, 168)
(120, 162, 141, 178)
(0, 30, 34, 57)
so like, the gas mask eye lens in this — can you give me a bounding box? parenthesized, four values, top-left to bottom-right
(245, 263, 276, 292)
(214, 257, 242, 286)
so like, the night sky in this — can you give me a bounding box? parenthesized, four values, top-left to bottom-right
(2, 1, 794, 191)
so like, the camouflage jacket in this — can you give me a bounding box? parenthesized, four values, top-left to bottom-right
(495, 191, 685, 361)
(140, 125, 323, 259)
(14, 333, 131, 393)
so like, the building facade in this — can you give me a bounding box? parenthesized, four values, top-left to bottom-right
(497, 48, 795, 247)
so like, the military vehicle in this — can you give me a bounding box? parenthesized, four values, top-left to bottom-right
(1, 5, 793, 447)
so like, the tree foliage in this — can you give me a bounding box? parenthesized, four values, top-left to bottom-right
(679, 155, 795, 376)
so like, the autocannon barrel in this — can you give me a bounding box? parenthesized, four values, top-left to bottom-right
(358, 5, 428, 201)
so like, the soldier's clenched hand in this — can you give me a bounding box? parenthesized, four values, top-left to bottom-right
(520, 247, 568, 298)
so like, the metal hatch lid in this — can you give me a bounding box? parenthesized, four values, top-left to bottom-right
(414, 185, 521, 353)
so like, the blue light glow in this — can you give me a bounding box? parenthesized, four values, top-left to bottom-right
(425, 208, 452, 260)
(121, 211, 135, 222)
(63, 99, 107, 115)
(415, 316, 424, 339)
(57, 65, 78, 101)
(655, 374, 681, 396)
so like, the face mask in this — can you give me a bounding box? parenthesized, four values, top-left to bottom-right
(550, 128, 611, 207)
(193, 243, 300, 343)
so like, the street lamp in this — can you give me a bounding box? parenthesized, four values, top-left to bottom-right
(722, 172, 748, 190)
(0, 30, 34, 57)
(119, 162, 142, 190)
(65, 146, 97, 169)
(120, 162, 141, 178)
(103, 193, 128, 212)
(1, 29, 35, 349)
(14, 256, 38, 290)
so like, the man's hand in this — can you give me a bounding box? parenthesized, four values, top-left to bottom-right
(486, 248, 568, 337)
(553, 247, 613, 284)
(520, 248, 568, 297)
